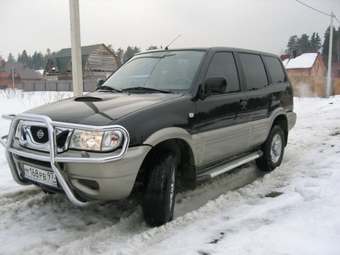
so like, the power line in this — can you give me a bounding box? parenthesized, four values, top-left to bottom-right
(296, 0, 340, 24)
(296, 0, 330, 16)
(335, 16, 340, 24)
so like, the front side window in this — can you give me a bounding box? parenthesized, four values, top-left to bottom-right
(103, 51, 205, 91)
(205, 52, 240, 93)
(239, 53, 269, 91)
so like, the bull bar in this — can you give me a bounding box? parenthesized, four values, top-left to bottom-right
(0, 113, 130, 207)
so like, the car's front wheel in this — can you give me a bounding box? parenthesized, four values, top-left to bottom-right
(256, 125, 285, 172)
(142, 149, 177, 226)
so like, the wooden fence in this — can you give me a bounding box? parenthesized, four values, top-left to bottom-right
(7, 77, 340, 97)
(15, 80, 97, 93)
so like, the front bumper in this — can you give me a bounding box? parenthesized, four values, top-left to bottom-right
(1, 113, 148, 206)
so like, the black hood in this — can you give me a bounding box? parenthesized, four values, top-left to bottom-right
(25, 92, 183, 126)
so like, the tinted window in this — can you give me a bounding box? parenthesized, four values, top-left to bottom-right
(205, 52, 240, 93)
(264, 56, 287, 83)
(239, 53, 268, 91)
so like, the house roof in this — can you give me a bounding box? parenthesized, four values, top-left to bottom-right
(52, 44, 103, 58)
(0, 61, 40, 80)
(282, 53, 319, 69)
(49, 44, 105, 74)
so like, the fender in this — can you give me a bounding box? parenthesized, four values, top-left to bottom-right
(143, 127, 201, 166)
(249, 107, 292, 148)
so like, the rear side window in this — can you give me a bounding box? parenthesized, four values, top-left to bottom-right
(239, 53, 268, 91)
(205, 52, 240, 93)
(263, 56, 287, 83)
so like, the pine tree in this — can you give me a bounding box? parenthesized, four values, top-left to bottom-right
(334, 28, 340, 63)
(297, 34, 311, 54)
(310, 33, 322, 52)
(31, 51, 44, 70)
(7, 53, 15, 62)
(322, 26, 339, 67)
(17, 50, 30, 64)
(285, 35, 299, 55)
(123, 46, 140, 63)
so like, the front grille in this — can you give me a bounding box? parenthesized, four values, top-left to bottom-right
(31, 126, 49, 143)
(19, 122, 72, 153)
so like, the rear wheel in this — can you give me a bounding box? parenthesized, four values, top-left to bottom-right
(142, 149, 177, 226)
(256, 125, 285, 172)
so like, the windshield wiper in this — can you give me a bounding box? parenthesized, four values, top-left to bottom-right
(96, 86, 122, 92)
(121, 87, 171, 93)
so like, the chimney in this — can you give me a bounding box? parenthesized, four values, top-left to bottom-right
(23, 62, 27, 67)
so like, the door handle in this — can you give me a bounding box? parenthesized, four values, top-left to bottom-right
(239, 100, 247, 110)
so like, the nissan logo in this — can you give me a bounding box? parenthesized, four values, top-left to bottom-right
(37, 129, 45, 139)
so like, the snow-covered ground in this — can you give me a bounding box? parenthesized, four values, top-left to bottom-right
(0, 89, 339, 255)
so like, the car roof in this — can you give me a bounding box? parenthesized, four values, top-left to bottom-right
(136, 47, 279, 58)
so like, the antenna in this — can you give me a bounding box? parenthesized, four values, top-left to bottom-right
(165, 34, 181, 50)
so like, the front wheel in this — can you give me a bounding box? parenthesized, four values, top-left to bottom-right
(256, 125, 285, 172)
(142, 149, 177, 226)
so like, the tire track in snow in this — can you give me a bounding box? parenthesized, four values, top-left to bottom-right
(0, 186, 143, 255)
(46, 165, 267, 255)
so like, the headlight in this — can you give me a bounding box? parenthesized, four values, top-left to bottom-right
(69, 130, 123, 151)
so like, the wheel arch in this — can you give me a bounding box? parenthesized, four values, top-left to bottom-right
(138, 127, 197, 191)
(271, 114, 289, 147)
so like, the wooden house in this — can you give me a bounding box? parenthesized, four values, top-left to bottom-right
(0, 60, 41, 89)
(44, 44, 119, 81)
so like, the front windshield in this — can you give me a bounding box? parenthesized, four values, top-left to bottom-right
(102, 51, 205, 91)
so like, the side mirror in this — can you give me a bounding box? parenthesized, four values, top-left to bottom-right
(97, 78, 105, 88)
(200, 77, 227, 99)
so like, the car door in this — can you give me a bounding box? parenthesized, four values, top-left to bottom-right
(194, 51, 249, 168)
(237, 52, 275, 147)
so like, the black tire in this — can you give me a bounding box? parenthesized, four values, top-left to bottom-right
(142, 149, 177, 227)
(256, 125, 285, 172)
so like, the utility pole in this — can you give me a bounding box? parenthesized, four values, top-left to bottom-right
(12, 67, 15, 88)
(326, 12, 334, 98)
(295, 1, 337, 98)
(69, 0, 83, 97)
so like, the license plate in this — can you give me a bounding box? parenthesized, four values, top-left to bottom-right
(24, 164, 58, 187)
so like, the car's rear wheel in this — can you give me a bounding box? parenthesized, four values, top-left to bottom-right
(256, 125, 285, 172)
(142, 149, 177, 226)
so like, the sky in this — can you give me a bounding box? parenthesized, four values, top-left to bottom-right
(1, 0, 340, 60)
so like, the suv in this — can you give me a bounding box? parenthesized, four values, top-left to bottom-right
(1, 47, 296, 226)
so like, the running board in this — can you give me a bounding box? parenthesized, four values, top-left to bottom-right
(197, 151, 263, 183)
